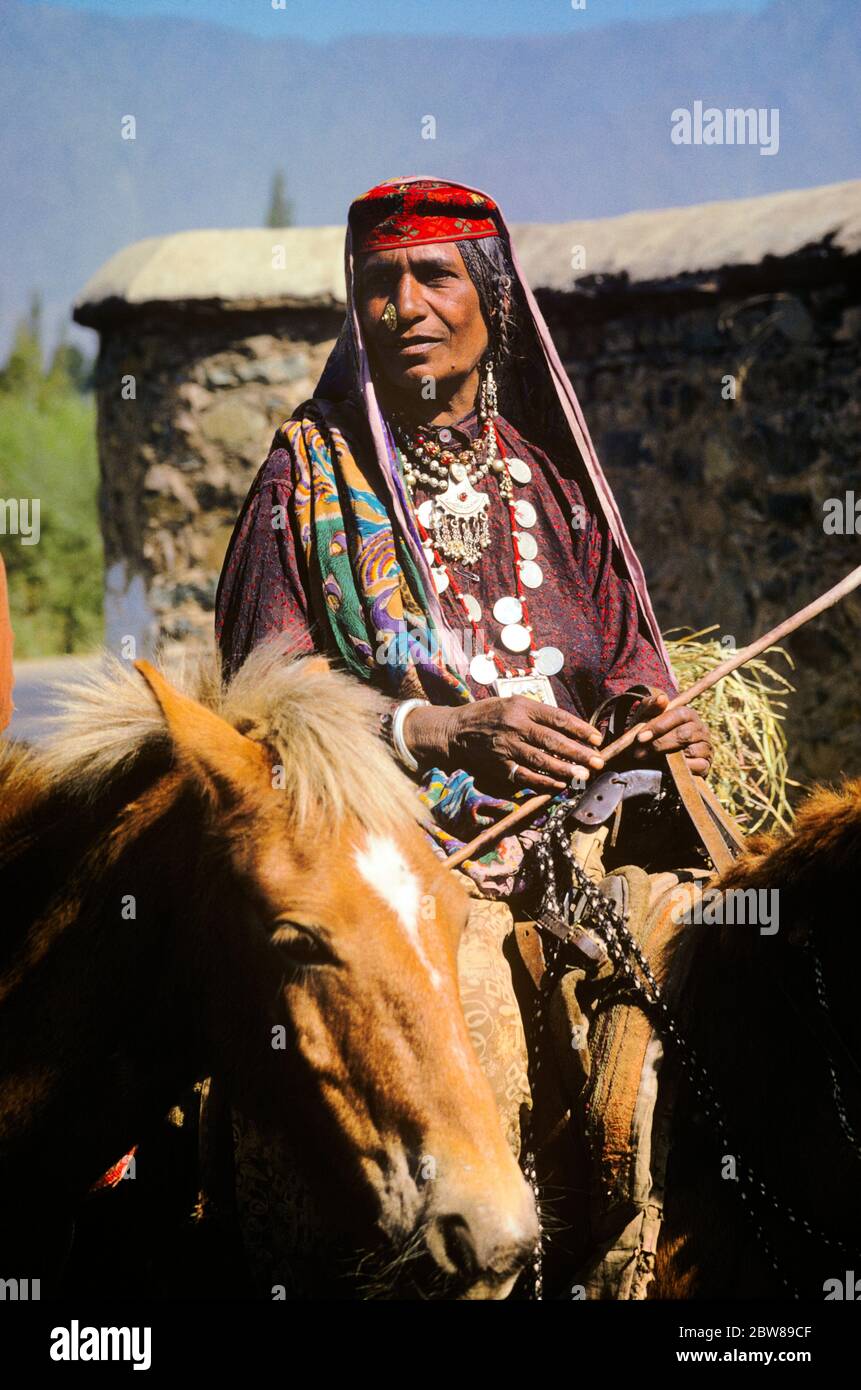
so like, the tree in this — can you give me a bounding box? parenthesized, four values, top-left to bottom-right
(0, 290, 102, 657)
(0, 317, 42, 400)
(48, 335, 92, 394)
(265, 169, 294, 228)
(28, 289, 43, 349)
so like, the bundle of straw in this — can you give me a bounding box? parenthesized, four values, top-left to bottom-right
(664, 626, 798, 833)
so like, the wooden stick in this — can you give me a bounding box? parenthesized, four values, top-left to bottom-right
(445, 564, 861, 870)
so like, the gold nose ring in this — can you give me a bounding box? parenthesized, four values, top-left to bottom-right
(381, 302, 398, 332)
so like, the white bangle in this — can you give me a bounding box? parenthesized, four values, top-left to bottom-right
(391, 698, 430, 773)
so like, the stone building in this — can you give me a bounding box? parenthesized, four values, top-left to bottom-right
(74, 179, 861, 784)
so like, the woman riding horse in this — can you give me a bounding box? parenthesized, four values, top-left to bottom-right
(215, 176, 714, 1171)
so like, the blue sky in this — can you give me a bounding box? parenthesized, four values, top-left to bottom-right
(25, 0, 771, 40)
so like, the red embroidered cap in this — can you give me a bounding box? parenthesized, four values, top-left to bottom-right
(351, 178, 500, 253)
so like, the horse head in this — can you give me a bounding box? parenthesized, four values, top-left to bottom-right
(133, 646, 537, 1298)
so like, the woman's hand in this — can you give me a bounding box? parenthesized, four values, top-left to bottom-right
(403, 696, 606, 793)
(630, 688, 713, 776)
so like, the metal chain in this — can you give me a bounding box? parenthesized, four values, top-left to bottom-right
(805, 940, 861, 1161)
(526, 795, 858, 1299)
(516, 791, 587, 1301)
(518, 917, 569, 1300)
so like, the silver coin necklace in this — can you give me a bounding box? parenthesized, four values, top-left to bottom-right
(403, 420, 565, 704)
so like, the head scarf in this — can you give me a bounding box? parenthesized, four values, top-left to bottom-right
(351, 178, 500, 251)
(315, 174, 673, 679)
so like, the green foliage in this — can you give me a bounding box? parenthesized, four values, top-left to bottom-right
(0, 327, 102, 657)
(265, 168, 293, 228)
(1, 320, 44, 404)
(48, 340, 93, 395)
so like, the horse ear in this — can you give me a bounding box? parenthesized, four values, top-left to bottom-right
(134, 659, 270, 799)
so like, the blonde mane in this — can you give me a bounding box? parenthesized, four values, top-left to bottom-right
(34, 635, 429, 837)
(0, 739, 46, 813)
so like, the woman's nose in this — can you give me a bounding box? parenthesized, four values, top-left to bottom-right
(392, 273, 425, 324)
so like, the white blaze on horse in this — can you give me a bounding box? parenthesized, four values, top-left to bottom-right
(0, 637, 536, 1298)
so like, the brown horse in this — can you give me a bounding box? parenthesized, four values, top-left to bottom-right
(650, 780, 861, 1298)
(517, 779, 861, 1299)
(0, 639, 536, 1298)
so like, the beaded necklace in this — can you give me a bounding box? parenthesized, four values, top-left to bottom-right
(400, 421, 565, 704)
(391, 360, 507, 568)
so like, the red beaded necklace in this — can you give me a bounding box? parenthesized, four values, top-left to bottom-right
(410, 424, 558, 704)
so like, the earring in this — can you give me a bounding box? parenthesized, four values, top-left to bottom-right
(381, 302, 398, 332)
(478, 356, 498, 421)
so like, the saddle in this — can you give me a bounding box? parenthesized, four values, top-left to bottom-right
(511, 689, 748, 1299)
(515, 856, 708, 1299)
(559, 866, 701, 1299)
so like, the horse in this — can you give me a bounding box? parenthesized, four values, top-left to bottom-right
(650, 780, 861, 1297)
(516, 778, 861, 1299)
(0, 637, 537, 1298)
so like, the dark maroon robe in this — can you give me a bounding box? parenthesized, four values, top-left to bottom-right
(216, 405, 677, 722)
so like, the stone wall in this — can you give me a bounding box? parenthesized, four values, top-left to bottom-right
(94, 308, 342, 659)
(539, 261, 861, 784)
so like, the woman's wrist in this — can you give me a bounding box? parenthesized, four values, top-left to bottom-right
(380, 698, 453, 771)
(388, 699, 427, 771)
(402, 703, 455, 769)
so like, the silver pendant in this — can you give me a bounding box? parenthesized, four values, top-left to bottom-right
(507, 457, 532, 485)
(470, 652, 498, 686)
(519, 560, 543, 589)
(493, 595, 522, 625)
(515, 531, 538, 560)
(417, 471, 492, 568)
(423, 545, 436, 566)
(501, 622, 531, 653)
(494, 672, 557, 706)
(535, 645, 564, 676)
(432, 567, 449, 594)
(462, 594, 482, 623)
(438, 469, 489, 520)
(514, 499, 537, 528)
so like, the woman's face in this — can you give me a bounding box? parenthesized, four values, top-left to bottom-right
(356, 242, 489, 404)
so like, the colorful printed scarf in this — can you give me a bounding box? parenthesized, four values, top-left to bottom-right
(279, 401, 470, 703)
(279, 400, 540, 895)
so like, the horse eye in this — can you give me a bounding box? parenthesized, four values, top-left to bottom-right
(271, 921, 330, 964)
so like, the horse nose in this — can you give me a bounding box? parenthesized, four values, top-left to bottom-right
(425, 1193, 539, 1292)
